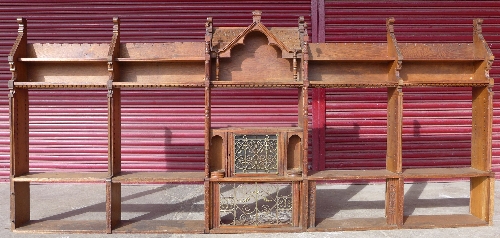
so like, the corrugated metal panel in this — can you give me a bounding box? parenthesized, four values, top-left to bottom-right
(323, 1, 500, 177)
(0, 1, 312, 179)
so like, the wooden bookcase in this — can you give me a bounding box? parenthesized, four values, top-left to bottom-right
(9, 12, 494, 234)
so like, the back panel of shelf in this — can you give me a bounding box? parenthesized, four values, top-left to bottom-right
(120, 88, 205, 173)
(210, 88, 301, 129)
(27, 89, 108, 174)
(402, 87, 472, 170)
(324, 88, 389, 171)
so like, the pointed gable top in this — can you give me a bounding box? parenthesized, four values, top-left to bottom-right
(211, 11, 304, 58)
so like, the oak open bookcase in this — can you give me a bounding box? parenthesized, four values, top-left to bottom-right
(9, 11, 494, 234)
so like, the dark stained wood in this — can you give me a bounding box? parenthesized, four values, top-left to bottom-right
(308, 169, 398, 180)
(113, 220, 204, 234)
(14, 220, 106, 233)
(402, 214, 488, 229)
(402, 167, 492, 178)
(12, 172, 108, 182)
(112, 172, 205, 183)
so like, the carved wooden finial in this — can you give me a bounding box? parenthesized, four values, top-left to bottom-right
(206, 17, 213, 34)
(17, 17, 26, 33)
(113, 17, 120, 33)
(386, 17, 395, 33)
(252, 10, 262, 23)
(474, 18, 483, 34)
(298, 16, 305, 33)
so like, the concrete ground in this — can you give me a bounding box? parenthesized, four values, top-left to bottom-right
(0, 181, 498, 238)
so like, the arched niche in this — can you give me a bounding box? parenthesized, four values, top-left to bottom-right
(218, 31, 294, 82)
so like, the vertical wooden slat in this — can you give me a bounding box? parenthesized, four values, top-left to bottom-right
(471, 86, 492, 171)
(387, 87, 403, 173)
(308, 180, 316, 228)
(292, 181, 300, 227)
(386, 178, 403, 227)
(301, 180, 309, 230)
(108, 17, 121, 177)
(106, 180, 121, 233)
(10, 181, 29, 229)
(470, 176, 492, 223)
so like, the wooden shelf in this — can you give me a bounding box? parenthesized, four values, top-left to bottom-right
(211, 226, 302, 234)
(19, 58, 107, 62)
(308, 43, 394, 61)
(13, 172, 108, 182)
(14, 82, 107, 88)
(311, 218, 395, 231)
(113, 220, 204, 234)
(210, 176, 303, 182)
(212, 127, 303, 133)
(116, 58, 204, 62)
(14, 220, 106, 233)
(210, 81, 303, 88)
(308, 169, 398, 181)
(309, 81, 398, 88)
(402, 167, 492, 179)
(112, 171, 206, 183)
(399, 43, 483, 61)
(113, 82, 204, 88)
(402, 214, 488, 229)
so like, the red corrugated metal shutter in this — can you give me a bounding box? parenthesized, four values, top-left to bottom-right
(0, 1, 312, 179)
(323, 0, 500, 177)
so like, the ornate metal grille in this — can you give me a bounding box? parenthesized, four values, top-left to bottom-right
(219, 182, 293, 226)
(234, 134, 278, 174)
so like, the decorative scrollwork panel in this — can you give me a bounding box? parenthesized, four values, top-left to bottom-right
(219, 182, 293, 226)
(234, 134, 278, 174)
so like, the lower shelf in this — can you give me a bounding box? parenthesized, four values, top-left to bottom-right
(113, 220, 204, 233)
(211, 226, 303, 234)
(112, 171, 205, 183)
(310, 217, 396, 231)
(403, 214, 488, 229)
(14, 220, 106, 233)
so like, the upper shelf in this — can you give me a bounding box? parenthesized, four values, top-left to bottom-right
(308, 43, 394, 61)
(116, 42, 205, 62)
(399, 43, 483, 61)
(8, 14, 494, 88)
